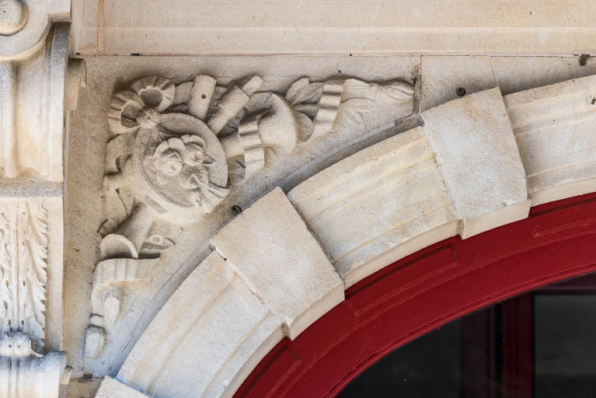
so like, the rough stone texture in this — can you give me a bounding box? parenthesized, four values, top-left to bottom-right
(0, 5, 75, 397)
(211, 187, 344, 339)
(65, 55, 417, 378)
(116, 251, 283, 398)
(4, 2, 596, 398)
(65, 53, 596, 398)
(422, 88, 530, 238)
(504, 75, 596, 205)
(289, 127, 459, 287)
(492, 56, 596, 95)
(1, 23, 69, 181)
(96, 377, 148, 398)
(0, 0, 70, 59)
(0, 195, 65, 352)
(67, 378, 102, 398)
(0, 0, 27, 36)
(420, 55, 497, 111)
(64, 58, 596, 398)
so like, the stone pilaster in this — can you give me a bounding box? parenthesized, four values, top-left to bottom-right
(0, 1, 80, 396)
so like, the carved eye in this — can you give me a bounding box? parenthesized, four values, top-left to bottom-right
(183, 143, 205, 166)
(154, 148, 183, 177)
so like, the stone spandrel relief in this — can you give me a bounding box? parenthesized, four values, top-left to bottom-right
(85, 73, 414, 358)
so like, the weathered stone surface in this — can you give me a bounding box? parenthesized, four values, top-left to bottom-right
(0, 195, 64, 352)
(211, 187, 344, 339)
(492, 56, 596, 95)
(73, 1, 596, 56)
(420, 55, 497, 111)
(83, 66, 413, 365)
(0, 0, 69, 59)
(96, 377, 148, 398)
(1, 24, 69, 181)
(64, 55, 418, 379)
(6, 2, 596, 398)
(504, 75, 596, 205)
(0, 4, 74, 397)
(116, 251, 283, 398)
(422, 88, 530, 238)
(0, 0, 26, 36)
(289, 127, 459, 287)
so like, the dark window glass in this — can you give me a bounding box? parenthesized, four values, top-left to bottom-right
(339, 320, 461, 398)
(340, 275, 596, 398)
(534, 295, 596, 397)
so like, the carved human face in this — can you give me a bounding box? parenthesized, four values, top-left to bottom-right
(151, 135, 213, 206)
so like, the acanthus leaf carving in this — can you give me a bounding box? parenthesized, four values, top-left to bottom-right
(0, 200, 48, 354)
(0, 7, 74, 396)
(17, 201, 48, 353)
(0, 199, 70, 397)
(0, 210, 12, 334)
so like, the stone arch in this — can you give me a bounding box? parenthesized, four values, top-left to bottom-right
(236, 192, 596, 397)
(96, 75, 596, 397)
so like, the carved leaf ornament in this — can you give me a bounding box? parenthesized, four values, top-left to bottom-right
(0, 201, 48, 355)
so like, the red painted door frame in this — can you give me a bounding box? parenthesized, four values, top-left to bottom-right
(501, 294, 534, 398)
(236, 193, 596, 398)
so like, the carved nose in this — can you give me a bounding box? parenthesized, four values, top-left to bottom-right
(178, 168, 202, 189)
(187, 173, 201, 188)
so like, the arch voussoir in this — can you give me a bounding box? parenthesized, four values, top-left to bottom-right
(98, 74, 596, 398)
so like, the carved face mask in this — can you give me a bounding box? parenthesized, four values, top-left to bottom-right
(151, 135, 214, 206)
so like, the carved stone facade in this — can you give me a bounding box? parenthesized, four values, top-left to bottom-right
(83, 72, 414, 359)
(0, 0, 79, 396)
(3, 1, 596, 397)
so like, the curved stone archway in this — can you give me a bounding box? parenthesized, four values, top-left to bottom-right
(237, 192, 596, 398)
(96, 75, 596, 397)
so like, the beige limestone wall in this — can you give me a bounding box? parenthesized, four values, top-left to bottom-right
(72, 0, 596, 56)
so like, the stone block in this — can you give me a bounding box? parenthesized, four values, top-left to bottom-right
(211, 187, 344, 339)
(504, 75, 596, 205)
(492, 56, 596, 95)
(422, 88, 530, 238)
(420, 56, 497, 111)
(96, 377, 149, 398)
(117, 251, 283, 398)
(289, 128, 459, 287)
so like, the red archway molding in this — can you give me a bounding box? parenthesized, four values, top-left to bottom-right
(235, 192, 596, 398)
